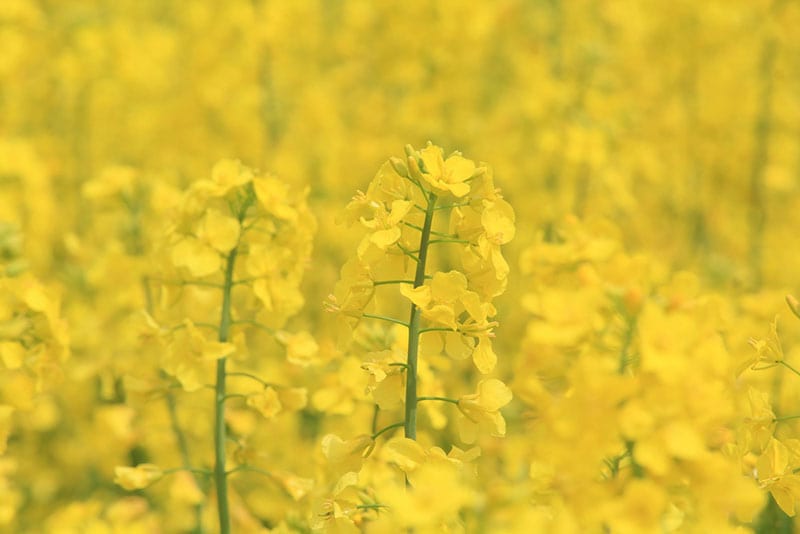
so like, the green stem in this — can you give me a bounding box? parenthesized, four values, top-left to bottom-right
(434, 202, 469, 210)
(372, 422, 404, 440)
(361, 313, 409, 328)
(357, 504, 389, 510)
(150, 277, 225, 288)
(227, 371, 272, 388)
(418, 327, 457, 334)
(231, 319, 275, 335)
(405, 193, 437, 440)
(373, 279, 416, 286)
(779, 360, 800, 379)
(226, 465, 273, 479)
(428, 238, 470, 245)
(417, 395, 459, 405)
(396, 242, 420, 263)
(775, 414, 800, 423)
(163, 467, 213, 477)
(214, 247, 238, 534)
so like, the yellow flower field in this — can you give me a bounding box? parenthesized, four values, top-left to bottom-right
(1, 1, 800, 532)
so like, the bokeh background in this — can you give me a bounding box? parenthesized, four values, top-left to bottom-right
(2, 0, 800, 532)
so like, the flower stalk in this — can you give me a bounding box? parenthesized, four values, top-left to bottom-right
(404, 192, 437, 440)
(214, 247, 238, 534)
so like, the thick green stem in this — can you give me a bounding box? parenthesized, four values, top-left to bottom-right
(214, 248, 238, 534)
(404, 193, 437, 440)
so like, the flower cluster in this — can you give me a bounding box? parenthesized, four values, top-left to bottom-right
(318, 143, 514, 531)
(113, 160, 317, 532)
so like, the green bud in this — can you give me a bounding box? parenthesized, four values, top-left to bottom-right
(389, 157, 409, 178)
(407, 156, 425, 182)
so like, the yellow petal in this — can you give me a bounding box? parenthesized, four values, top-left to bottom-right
(172, 238, 220, 277)
(201, 341, 236, 361)
(277, 387, 308, 411)
(271, 470, 314, 501)
(279, 331, 319, 366)
(201, 209, 240, 252)
(771, 486, 797, 517)
(422, 304, 458, 330)
(472, 337, 497, 374)
(388, 200, 414, 226)
(369, 227, 401, 249)
(446, 181, 471, 198)
(444, 332, 474, 360)
(400, 284, 432, 309)
(114, 464, 163, 490)
(430, 271, 468, 303)
(211, 158, 253, 194)
(0, 342, 25, 369)
(254, 176, 298, 221)
(444, 154, 476, 183)
(477, 378, 512, 411)
(419, 144, 444, 177)
(383, 437, 427, 473)
(247, 388, 282, 419)
(481, 199, 516, 245)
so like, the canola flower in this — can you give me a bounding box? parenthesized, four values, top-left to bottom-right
(0, 0, 799, 532)
(320, 143, 514, 530)
(112, 160, 316, 533)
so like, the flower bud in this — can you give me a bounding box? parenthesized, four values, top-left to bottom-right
(787, 294, 800, 320)
(389, 157, 409, 178)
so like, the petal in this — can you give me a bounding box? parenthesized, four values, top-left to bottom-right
(444, 155, 476, 183)
(201, 209, 240, 252)
(481, 198, 516, 244)
(419, 144, 445, 177)
(388, 200, 414, 226)
(400, 284, 432, 309)
(771, 486, 797, 517)
(477, 378, 513, 411)
(446, 181, 471, 198)
(472, 338, 498, 374)
(172, 238, 220, 277)
(430, 271, 468, 303)
(384, 437, 427, 473)
(370, 227, 401, 249)
(247, 388, 282, 418)
(422, 304, 458, 330)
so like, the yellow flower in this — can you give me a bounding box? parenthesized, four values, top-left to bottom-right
(457, 378, 513, 439)
(246, 387, 282, 419)
(199, 208, 240, 253)
(321, 434, 374, 473)
(414, 143, 477, 198)
(113, 464, 163, 490)
(740, 316, 783, 375)
(271, 469, 314, 501)
(277, 330, 319, 366)
(757, 438, 800, 516)
(743, 387, 776, 452)
(203, 158, 254, 197)
(253, 175, 298, 222)
(171, 236, 220, 278)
